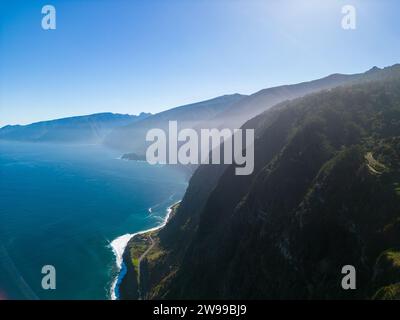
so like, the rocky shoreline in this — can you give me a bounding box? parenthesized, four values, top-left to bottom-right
(117, 202, 180, 300)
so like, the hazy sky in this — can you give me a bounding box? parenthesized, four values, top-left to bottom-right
(1, 0, 399, 127)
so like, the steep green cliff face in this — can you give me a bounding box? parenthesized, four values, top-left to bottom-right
(126, 66, 400, 299)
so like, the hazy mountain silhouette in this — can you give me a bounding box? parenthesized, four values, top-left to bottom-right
(103, 94, 247, 153)
(0, 112, 151, 144)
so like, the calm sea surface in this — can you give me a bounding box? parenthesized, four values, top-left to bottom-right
(0, 141, 187, 299)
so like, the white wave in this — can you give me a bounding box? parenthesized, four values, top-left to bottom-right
(109, 200, 180, 300)
(110, 234, 133, 270)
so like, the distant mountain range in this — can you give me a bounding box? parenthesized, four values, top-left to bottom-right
(0, 112, 151, 144)
(118, 64, 400, 300)
(104, 68, 375, 155)
(1, 65, 392, 155)
(103, 94, 247, 154)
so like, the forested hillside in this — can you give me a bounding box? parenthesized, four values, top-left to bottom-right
(121, 65, 400, 300)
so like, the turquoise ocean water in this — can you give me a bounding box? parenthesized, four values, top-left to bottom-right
(0, 141, 187, 299)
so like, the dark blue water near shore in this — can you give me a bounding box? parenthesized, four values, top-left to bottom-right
(0, 141, 187, 299)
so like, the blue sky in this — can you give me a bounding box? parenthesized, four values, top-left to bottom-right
(1, 0, 399, 127)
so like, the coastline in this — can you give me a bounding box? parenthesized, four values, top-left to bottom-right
(109, 200, 180, 300)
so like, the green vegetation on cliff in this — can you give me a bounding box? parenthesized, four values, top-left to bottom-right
(372, 249, 400, 299)
(119, 203, 180, 299)
(120, 64, 400, 300)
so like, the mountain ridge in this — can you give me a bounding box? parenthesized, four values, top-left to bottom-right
(118, 63, 400, 300)
(103, 94, 247, 153)
(109, 65, 400, 158)
(0, 112, 151, 144)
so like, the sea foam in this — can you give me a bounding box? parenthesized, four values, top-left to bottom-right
(109, 201, 179, 300)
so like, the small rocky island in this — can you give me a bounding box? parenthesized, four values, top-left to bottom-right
(121, 152, 146, 161)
